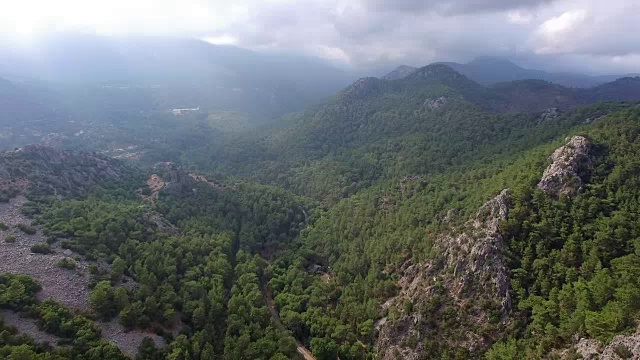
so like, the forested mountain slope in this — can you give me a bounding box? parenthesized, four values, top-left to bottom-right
(387, 57, 639, 88)
(267, 105, 640, 359)
(0, 147, 314, 359)
(190, 64, 637, 204)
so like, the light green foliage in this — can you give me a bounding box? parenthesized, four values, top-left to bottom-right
(38, 198, 152, 259)
(16, 224, 36, 235)
(89, 281, 116, 320)
(55, 258, 76, 270)
(30, 243, 51, 254)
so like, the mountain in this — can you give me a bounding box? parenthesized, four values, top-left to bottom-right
(385, 57, 639, 88)
(184, 64, 640, 205)
(0, 33, 355, 118)
(445, 57, 640, 88)
(583, 76, 640, 101)
(381, 65, 418, 80)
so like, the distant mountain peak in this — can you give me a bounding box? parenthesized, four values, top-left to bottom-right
(467, 56, 523, 71)
(443, 56, 634, 88)
(381, 65, 417, 80)
(341, 77, 384, 99)
(407, 63, 468, 82)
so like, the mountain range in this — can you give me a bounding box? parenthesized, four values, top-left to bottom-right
(384, 57, 640, 88)
(0, 33, 354, 119)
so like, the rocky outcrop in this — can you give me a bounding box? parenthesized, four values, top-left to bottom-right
(424, 96, 448, 110)
(538, 107, 562, 124)
(537, 136, 591, 196)
(376, 189, 513, 359)
(153, 162, 195, 195)
(557, 325, 640, 359)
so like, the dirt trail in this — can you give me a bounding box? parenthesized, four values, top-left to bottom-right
(264, 287, 316, 360)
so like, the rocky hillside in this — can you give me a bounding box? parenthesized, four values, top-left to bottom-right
(376, 189, 513, 359)
(537, 135, 592, 196)
(0, 145, 137, 200)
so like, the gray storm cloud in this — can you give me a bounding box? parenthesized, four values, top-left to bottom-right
(364, 0, 554, 15)
(1, 0, 639, 74)
(206, 0, 640, 74)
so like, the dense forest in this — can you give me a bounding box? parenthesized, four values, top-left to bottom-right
(1, 64, 640, 359)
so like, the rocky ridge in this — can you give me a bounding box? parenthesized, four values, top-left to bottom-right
(376, 189, 513, 359)
(0, 145, 125, 198)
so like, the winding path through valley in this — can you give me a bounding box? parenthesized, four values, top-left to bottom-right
(264, 287, 316, 360)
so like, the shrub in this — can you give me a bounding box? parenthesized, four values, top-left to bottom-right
(5, 234, 16, 243)
(614, 344, 633, 359)
(16, 224, 37, 235)
(0, 221, 8, 230)
(30, 243, 52, 254)
(55, 258, 76, 270)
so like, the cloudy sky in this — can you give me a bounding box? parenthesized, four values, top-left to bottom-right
(1, 0, 638, 74)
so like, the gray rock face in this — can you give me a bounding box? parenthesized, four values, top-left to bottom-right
(376, 189, 513, 359)
(538, 107, 562, 124)
(559, 325, 640, 359)
(153, 162, 195, 195)
(424, 96, 448, 110)
(538, 136, 591, 196)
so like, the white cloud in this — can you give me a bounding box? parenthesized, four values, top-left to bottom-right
(204, 35, 238, 45)
(507, 11, 533, 24)
(534, 9, 587, 53)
